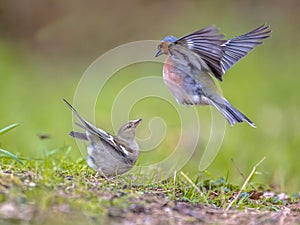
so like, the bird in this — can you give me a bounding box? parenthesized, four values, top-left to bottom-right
(63, 99, 142, 177)
(155, 24, 271, 127)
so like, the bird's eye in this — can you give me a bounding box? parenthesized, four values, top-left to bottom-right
(158, 44, 162, 50)
(126, 124, 132, 129)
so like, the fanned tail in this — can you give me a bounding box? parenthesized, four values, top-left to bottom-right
(212, 99, 256, 128)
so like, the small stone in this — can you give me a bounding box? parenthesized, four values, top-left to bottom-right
(28, 182, 36, 187)
(107, 206, 123, 218)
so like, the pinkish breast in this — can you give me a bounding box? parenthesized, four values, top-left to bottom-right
(163, 57, 182, 84)
(162, 57, 189, 104)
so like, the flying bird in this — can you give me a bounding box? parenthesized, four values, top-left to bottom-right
(156, 24, 271, 127)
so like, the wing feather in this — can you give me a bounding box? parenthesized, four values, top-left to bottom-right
(174, 24, 271, 80)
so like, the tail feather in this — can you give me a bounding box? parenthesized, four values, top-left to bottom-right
(212, 100, 256, 128)
(63, 98, 108, 139)
(63, 99, 123, 151)
(70, 131, 88, 140)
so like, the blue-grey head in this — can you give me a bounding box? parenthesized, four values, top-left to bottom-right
(155, 35, 178, 57)
(161, 36, 178, 43)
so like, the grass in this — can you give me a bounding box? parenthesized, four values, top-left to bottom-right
(0, 146, 299, 224)
(0, 124, 299, 224)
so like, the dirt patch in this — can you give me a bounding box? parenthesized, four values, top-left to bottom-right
(106, 194, 300, 225)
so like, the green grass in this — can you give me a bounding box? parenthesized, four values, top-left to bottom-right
(0, 149, 298, 224)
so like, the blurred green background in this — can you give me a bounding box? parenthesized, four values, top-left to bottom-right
(0, 1, 299, 193)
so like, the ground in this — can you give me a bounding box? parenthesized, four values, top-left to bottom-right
(0, 159, 299, 225)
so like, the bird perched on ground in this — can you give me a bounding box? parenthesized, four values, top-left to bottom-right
(63, 99, 142, 177)
(156, 24, 271, 127)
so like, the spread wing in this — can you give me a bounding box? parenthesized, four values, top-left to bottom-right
(175, 24, 271, 81)
(176, 25, 226, 80)
(221, 24, 271, 75)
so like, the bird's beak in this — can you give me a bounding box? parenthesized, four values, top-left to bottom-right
(155, 49, 162, 57)
(133, 118, 142, 127)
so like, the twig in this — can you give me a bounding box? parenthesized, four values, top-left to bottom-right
(231, 158, 255, 190)
(180, 171, 209, 204)
(226, 156, 266, 212)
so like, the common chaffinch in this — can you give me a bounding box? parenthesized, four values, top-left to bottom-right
(156, 24, 271, 127)
(63, 99, 142, 177)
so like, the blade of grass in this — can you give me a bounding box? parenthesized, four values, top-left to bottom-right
(173, 170, 177, 199)
(0, 148, 24, 165)
(231, 158, 255, 190)
(0, 123, 19, 135)
(225, 156, 266, 211)
(180, 171, 209, 204)
(44, 146, 66, 158)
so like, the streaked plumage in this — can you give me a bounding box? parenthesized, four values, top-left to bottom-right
(156, 24, 271, 127)
(63, 99, 142, 176)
